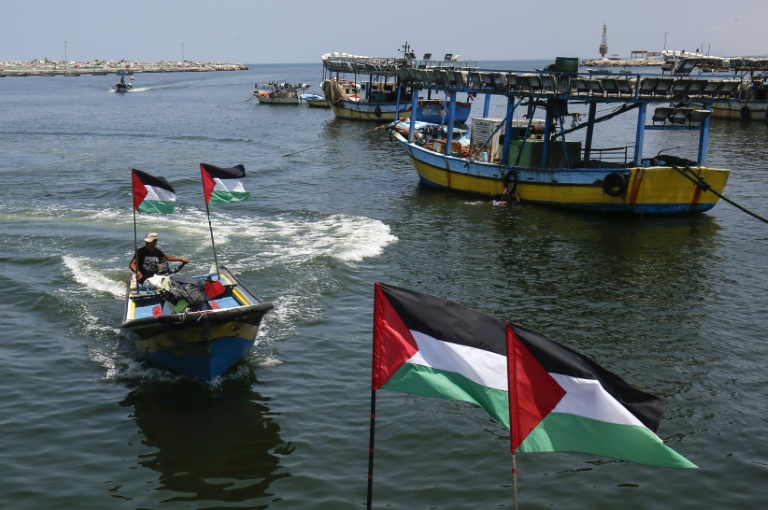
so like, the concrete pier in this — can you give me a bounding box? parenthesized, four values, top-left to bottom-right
(0, 58, 248, 76)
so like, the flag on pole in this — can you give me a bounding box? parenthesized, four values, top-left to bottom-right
(373, 282, 511, 427)
(372, 282, 696, 469)
(200, 163, 251, 205)
(507, 323, 697, 468)
(132, 169, 176, 214)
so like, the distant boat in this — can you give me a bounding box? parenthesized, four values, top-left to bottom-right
(301, 93, 330, 108)
(320, 43, 477, 122)
(663, 52, 768, 120)
(115, 74, 133, 93)
(303, 79, 361, 108)
(251, 81, 310, 105)
(416, 97, 473, 124)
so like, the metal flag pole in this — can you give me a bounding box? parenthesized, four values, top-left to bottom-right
(366, 388, 377, 510)
(132, 206, 139, 284)
(204, 199, 220, 277)
(513, 453, 519, 510)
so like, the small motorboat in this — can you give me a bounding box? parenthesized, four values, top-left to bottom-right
(115, 74, 133, 93)
(121, 264, 273, 381)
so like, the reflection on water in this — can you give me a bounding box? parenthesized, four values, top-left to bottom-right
(120, 380, 293, 508)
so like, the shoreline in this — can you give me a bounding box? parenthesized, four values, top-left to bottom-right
(0, 59, 248, 76)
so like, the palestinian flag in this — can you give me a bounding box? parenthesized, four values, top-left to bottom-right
(200, 163, 251, 205)
(507, 323, 697, 468)
(372, 282, 511, 427)
(131, 169, 176, 214)
(372, 282, 696, 469)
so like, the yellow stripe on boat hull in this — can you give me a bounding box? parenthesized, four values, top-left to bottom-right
(411, 158, 729, 212)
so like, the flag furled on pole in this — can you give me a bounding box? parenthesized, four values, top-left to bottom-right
(132, 169, 176, 214)
(200, 163, 251, 205)
(372, 282, 696, 469)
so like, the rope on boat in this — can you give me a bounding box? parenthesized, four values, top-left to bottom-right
(282, 122, 390, 157)
(673, 165, 768, 224)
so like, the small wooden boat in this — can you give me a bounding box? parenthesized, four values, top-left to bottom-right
(302, 81, 361, 108)
(251, 81, 310, 105)
(115, 73, 132, 93)
(301, 93, 330, 107)
(121, 264, 273, 381)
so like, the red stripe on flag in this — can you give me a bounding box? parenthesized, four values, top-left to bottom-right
(372, 283, 419, 390)
(507, 324, 566, 451)
(132, 169, 149, 211)
(200, 163, 215, 205)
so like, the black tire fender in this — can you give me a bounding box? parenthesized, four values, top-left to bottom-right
(602, 172, 628, 196)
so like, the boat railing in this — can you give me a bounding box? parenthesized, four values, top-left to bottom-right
(582, 146, 630, 167)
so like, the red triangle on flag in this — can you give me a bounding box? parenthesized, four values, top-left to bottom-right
(506, 324, 566, 451)
(372, 283, 419, 390)
(132, 169, 149, 211)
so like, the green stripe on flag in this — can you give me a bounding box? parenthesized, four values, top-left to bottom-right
(209, 190, 251, 204)
(382, 362, 511, 428)
(138, 200, 176, 214)
(518, 412, 697, 468)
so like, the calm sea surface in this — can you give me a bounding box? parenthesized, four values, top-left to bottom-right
(1, 61, 768, 509)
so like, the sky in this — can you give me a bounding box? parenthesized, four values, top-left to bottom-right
(1, 0, 765, 64)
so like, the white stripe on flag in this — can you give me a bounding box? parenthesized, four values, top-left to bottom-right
(407, 331, 508, 391)
(213, 177, 246, 192)
(550, 374, 645, 427)
(144, 185, 175, 202)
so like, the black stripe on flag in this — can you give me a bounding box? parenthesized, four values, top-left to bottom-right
(133, 169, 175, 193)
(510, 322, 669, 432)
(200, 163, 246, 179)
(377, 283, 506, 356)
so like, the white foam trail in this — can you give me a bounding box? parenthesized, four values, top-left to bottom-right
(63, 255, 125, 299)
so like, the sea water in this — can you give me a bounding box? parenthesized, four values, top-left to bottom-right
(1, 61, 768, 509)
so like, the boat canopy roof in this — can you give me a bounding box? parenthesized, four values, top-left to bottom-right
(321, 52, 477, 76)
(397, 65, 742, 104)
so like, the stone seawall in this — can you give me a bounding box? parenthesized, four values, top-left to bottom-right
(0, 59, 248, 76)
(580, 58, 662, 67)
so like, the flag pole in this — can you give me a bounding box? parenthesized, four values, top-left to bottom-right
(204, 199, 220, 277)
(512, 453, 519, 510)
(506, 323, 519, 510)
(366, 388, 377, 510)
(132, 206, 138, 285)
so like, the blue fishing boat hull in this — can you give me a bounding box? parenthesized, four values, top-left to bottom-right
(122, 266, 273, 382)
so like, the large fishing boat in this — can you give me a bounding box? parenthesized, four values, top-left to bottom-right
(321, 43, 476, 122)
(390, 57, 735, 215)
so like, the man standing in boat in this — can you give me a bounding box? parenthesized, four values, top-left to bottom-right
(129, 232, 189, 284)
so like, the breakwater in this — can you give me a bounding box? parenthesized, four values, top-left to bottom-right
(0, 58, 247, 76)
(580, 57, 662, 67)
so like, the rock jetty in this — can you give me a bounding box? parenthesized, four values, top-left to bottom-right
(580, 57, 662, 68)
(0, 58, 248, 76)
